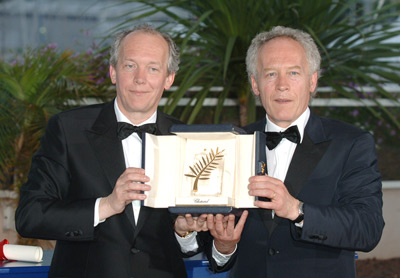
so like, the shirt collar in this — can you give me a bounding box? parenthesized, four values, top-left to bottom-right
(114, 98, 157, 126)
(265, 107, 310, 144)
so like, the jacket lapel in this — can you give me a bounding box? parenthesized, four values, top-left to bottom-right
(84, 100, 136, 231)
(285, 111, 332, 199)
(85, 101, 125, 189)
(258, 111, 332, 235)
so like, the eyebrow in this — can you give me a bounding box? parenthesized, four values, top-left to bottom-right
(263, 65, 302, 72)
(123, 58, 162, 66)
(287, 66, 302, 71)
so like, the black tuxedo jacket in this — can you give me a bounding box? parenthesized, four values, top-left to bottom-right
(227, 111, 384, 278)
(15, 100, 189, 278)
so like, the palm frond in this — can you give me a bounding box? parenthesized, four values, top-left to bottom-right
(185, 147, 224, 192)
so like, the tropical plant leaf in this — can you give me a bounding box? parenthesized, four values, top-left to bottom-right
(109, 0, 400, 132)
(0, 45, 112, 190)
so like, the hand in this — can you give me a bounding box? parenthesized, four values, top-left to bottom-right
(174, 214, 208, 236)
(99, 167, 151, 220)
(207, 210, 248, 254)
(248, 175, 300, 221)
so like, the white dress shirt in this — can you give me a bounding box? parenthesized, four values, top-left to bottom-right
(178, 108, 310, 266)
(265, 108, 309, 181)
(94, 99, 156, 226)
(265, 108, 309, 223)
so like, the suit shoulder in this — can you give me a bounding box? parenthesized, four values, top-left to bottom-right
(48, 102, 109, 129)
(243, 119, 265, 133)
(158, 110, 183, 125)
(319, 116, 372, 140)
(57, 102, 106, 119)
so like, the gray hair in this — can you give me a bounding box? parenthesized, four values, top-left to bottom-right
(109, 24, 180, 75)
(246, 26, 321, 85)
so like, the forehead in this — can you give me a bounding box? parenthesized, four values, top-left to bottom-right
(119, 31, 169, 62)
(258, 37, 308, 67)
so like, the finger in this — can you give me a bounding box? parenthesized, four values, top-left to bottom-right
(196, 214, 207, 228)
(248, 175, 269, 183)
(126, 182, 151, 192)
(126, 174, 150, 184)
(206, 214, 215, 230)
(126, 191, 147, 202)
(174, 216, 186, 230)
(248, 180, 269, 191)
(225, 214, 236, 236)
(214, 214, 225, 236)
(248, 188, 268, 197)
(184, 214, 196, 226)
(233, 210, 249, 236)
(125, 167, 146, 174)
(222, 215, 230, 223)
(254, 200, 274, 210)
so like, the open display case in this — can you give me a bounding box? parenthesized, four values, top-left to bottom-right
(142, 124, 266, 214)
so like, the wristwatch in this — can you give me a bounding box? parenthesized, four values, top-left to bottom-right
(178, 231, 194, 238)
(293, 201, 304, 223)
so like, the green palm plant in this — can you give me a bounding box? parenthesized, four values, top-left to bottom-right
(110, 0, 400, 130)
(0, 45, 111, 191)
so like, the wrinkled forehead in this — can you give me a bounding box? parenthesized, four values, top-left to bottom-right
(257, 37, 309, 71)
(119, 31, 169, 63)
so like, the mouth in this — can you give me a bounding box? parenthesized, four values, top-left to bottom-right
(275, 98, 292, 104)
(129, 90, 148, 95)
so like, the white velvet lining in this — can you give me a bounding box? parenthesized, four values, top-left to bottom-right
(144, 132, 257, 208)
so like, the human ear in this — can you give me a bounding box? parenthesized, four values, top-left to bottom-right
(251, 75, 260, 95)
(109, 65, 117, 84)
(309, 71, 318, 93)
(164, 72, 175, 90)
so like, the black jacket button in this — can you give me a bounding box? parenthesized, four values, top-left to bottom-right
(309, 234, 328, 240)
(131, 248, 140, 254)
(268, 248, 275, 256)
(73, 230, 83, 236)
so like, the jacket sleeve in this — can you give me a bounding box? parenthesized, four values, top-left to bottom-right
(197, 230, 238, 273)
(15, 114, 96, 241)
(291, 131, 385, 252)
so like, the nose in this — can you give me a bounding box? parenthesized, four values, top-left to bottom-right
(276, 74, 289, 91)
(133, 68, 145, 85)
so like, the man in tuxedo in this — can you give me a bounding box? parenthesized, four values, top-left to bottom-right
(225, 26, 385, 277)
(15, 24, 235, 278)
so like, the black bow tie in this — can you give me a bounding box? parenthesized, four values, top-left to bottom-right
(264, 125, 301, 150)
(117, 122, 157, 140)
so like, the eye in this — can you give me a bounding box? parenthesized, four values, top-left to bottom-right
(148, 66, 161, 74)
(289, 71, 299, 76)
(123, 63, 136, 72)
(266, 72, 276, 78)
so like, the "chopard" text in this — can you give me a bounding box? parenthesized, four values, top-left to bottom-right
(194, 198, 210, 203)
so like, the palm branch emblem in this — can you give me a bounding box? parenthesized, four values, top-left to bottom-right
(185, 147, 225, 192)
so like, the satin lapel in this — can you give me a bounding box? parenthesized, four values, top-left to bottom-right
(84, 101, 136, 231)
(266, 133, 332, 234)
(285, 133, 331, 198)
(261, 112, 332, 235)
(285, 112, 332, 200)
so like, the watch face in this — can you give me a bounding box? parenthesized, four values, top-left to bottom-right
(299, 201, 304, 215)
(293, 201, 304, 223)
